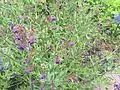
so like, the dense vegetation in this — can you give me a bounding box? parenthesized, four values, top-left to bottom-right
(0, 0, 120, 90)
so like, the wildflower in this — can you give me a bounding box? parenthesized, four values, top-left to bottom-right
(18, 15, 22, 20)
(55, 56, 61, 64)
(25, 66, 34, 74)
(68, 41, 75, 47)
(24, 16, 30, 20)
(28, 39, 36, 44)
(114, 14, 120, 24)
(9, 22, 15, 29)
(24, 59, 30, 64)
(41, 73, 47, 80)
(13, 24, 25, 33)
(15, 37, 21, 40)
(27, 29, 36, 44)
(114, 83, 120, 90)
(51, 16, 56, 22)
(40, 88, 44, 90)
(12, 29, 17, 33)
(25, 69, 32, 74)
(16, 32, 26, 40)
(19, 45, 25, 50)
(46, 16, 56, 22)
(15, 34, 22, 40)
(13, 25, 36, 50)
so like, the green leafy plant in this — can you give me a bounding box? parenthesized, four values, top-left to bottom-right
(0, 0, 120, 90)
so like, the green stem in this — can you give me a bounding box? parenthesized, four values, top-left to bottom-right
(114, 24, 119, 37)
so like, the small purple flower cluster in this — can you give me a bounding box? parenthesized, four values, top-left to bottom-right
(114, 14, 120, 24)
(12, 24, 36, 50)
(46, 16, 56, 22)
(114, 83, 120, 90)
(41, 73, 47, 80)
(60, 40, 75, 47)
(9, 22, 15, 29)
(18, 15, 30, 21)
(40, 88, 44, 90)
(68, 41, 75, 47)
(55, 56, 61, 64)
(40, 64, 47, 89)
(25, 65, 35, 74)
(51, 16, 56, 22)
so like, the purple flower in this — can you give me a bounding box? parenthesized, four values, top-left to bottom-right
(12, 29, 17, 33)
(19, 45, 25, 50)
(12, 24, 36, 50)
(25, 68, 33, 74)
(114, 14, 120, 24)
(28, 39, 35, 44)
(51, 16, 56, 22)
(27, 29, 36, 44)
(55, 56, 61, 64)
(15, 36, 21, 40)
(18, 15, 22, 20)
(40, 88, 44, 90)
(25, 16, 30, 20)
(9, 22, 15, 29)
(24, 59, 30, 64)
(25, 69, 30, 74)
(41, 73, 46, 80)
(68, 41, 75, 47)
(56, 60, 60, 64)
(114, 83, 120, 90)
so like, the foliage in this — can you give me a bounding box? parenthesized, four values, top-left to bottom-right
(87, 0, 120, 38)
(0, 0, 120, 90)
